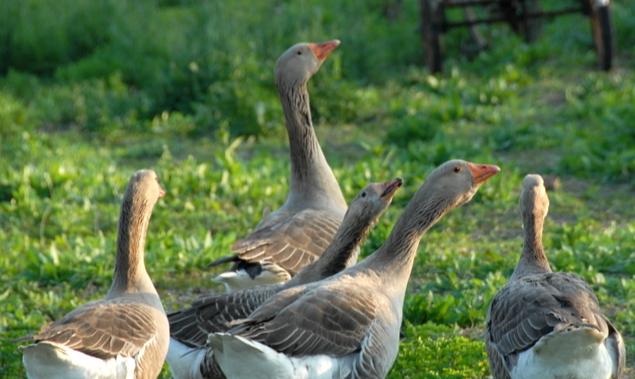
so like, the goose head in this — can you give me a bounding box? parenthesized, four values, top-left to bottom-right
(125, 169, 166, 208)
(520, 174, 549, 223)
(346, 178, 403, 222)
(275, 40, 340, 87)
(423, 160, 500, 209)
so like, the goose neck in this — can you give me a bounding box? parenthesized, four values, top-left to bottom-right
(300, 209, 375, 284)
(108, 195, 156, 297)
(371, 184, 451, 285)
(277, 81, 346, 210)
(512, 214, 551, 280)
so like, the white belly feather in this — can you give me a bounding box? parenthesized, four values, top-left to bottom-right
(166, 337, 206, 379)
(208, 333, 355, 379)
(511, 327, 616, 379)
(22, 341, 136, 379)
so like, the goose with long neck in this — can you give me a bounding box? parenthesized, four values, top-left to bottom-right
(207, 160, 500, 379)
(22, 170, 169, 379)
(486, 174, 625, 379)
(166, 178, 402, 379)
(276, 41, 347, 211)
(510, 174, 552, 281)
(210, 40, 347, 291)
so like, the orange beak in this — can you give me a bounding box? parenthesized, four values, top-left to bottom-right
(158, 188, 166, 198)
(381, 178, 403, 198)
(308, 39, 340, 61)
(467, 162, 501, 185)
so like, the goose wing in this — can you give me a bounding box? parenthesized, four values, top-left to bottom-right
(33, 300, 161, 360)
(169, 285, 278, 347)
(232, 209, 341, 274)
(486, 272, 621, 375)
(229, 280, 377, 356)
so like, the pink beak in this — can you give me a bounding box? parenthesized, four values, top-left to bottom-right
(467, 163, 501, 185)
(381, 178, 403, 198)
(308, 39, 341, 61)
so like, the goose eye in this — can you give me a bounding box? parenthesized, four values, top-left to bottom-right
(297, 50, 302, 55)
(361, 192, 367, 198)
(453, 166, 461, 173)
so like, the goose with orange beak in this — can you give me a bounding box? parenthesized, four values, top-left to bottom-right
(208, 40, 349, 292)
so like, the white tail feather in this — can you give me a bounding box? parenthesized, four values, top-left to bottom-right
(533, 326, 606, 357)
(166, 338, 205, 379)
(22, 341, 134, 379)
(214, 269, 287, 292)
(208, 333, 355, 379)
(512, 327, 615, 379)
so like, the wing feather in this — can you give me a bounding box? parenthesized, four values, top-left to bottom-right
(168, 285, 279, 347)
(231, 209, 342, 275)
(34, 300, 160, 360)
(230, 280, 376, 357)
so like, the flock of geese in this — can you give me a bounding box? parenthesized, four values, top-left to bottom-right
(20, 40, 625, 379)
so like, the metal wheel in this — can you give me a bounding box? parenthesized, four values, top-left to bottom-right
(589, 1, 613, 70)
(421, 0, 443, 73)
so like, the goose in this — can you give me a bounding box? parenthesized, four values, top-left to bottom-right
(485, 174, 625, 379)
(166, 178, 403, 379)
(207, 160, 500, 379)
(209, 40, 347, 291)
(22, 170, 169, 379)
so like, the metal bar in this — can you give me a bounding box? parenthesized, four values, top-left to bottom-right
(444, 0, 499, 7)
(445, 15, 510, 28)
(443, 6, 584, 29)
(523, 6, 584, 19)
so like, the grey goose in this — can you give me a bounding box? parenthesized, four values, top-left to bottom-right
(485, 174, 625, 379)
(208, 160, 500, 379)
(167, 178, 402, 379)
(22, 170, 169, 379)
(209, 40, 347, 291)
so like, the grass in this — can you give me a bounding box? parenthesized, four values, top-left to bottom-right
(1, 0, 634, 378)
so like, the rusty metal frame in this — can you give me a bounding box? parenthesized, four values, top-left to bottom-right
(439, 2, 584, 30)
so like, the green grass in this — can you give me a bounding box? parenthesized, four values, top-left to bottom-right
(1, 0, 635, 378)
